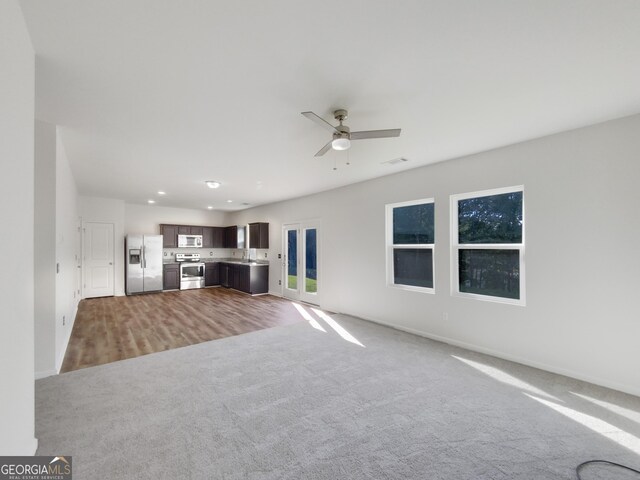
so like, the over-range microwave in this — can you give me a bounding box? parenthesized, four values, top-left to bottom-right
(178, 234, 203, 248)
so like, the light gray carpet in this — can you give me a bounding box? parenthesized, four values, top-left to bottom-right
(36, 310, 640, 479)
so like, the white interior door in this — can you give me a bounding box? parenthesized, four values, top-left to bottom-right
(83, 222, 115, 298)
(283, 221, 320, 305)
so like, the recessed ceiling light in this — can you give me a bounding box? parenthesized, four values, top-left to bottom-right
(207, 206, 213, 210)
(157, 191, 166, 195)
(147, 199, 155, 204)
(226, 200, 233, 203)
(206, 181, 221, 189)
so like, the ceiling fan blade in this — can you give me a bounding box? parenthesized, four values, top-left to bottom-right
(302, 111, 339, 133)
(350, 128, 401, 140)
(314, 141, 333, 157)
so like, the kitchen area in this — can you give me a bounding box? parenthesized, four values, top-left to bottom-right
(61, 213, 300, 374)
(126, 222, 270, 296)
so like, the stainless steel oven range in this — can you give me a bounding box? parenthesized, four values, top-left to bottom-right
(176, 253, 205, 290)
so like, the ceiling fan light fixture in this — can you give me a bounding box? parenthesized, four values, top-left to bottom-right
(331, 137, 351, 151)
(303, 109, 400, 157)
(205, 181, 221, 189)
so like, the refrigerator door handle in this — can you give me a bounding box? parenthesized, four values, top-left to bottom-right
(142, 245, 146, 269)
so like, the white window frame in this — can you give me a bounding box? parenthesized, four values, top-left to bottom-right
(385, 198, 435, 294)
(450, 185, 525, 306)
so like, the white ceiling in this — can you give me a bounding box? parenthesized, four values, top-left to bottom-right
(20, 0, 640, 211)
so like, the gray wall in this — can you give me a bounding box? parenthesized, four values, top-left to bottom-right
(124, 203, 229, 235)
(55, 127, 80, 371)
(34, 121, 57, 376)
(34, 122, 80, 378)
(230, 113, 640, 396)
(0, 0, 37, 455)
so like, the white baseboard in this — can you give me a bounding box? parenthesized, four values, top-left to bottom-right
(55, 302, 78, 374)
(35, 369, 57, 380)
(56, 329, 72, 374)
(360, 315, 640, 398)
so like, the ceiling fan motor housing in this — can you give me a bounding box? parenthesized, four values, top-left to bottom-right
(335, 124, 350, 137)
(334, 109, 349, 122)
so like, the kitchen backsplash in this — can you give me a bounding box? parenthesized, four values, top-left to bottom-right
(163, 248, 269, 260)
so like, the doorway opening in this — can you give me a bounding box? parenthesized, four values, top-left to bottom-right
(283, 221, 320, 305)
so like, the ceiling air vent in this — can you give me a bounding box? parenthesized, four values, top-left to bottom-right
(381, 157, 408, 165)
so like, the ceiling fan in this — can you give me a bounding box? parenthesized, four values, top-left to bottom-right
(301, 109, 401, 157)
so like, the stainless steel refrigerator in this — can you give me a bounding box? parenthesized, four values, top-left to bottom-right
(126, 235, 163, 294)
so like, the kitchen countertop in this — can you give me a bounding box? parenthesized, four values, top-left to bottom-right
(208, 258, 270, 266)
(163, 258, 269, 266)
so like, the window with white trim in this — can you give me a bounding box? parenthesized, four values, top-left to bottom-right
(386, 198, 435, 292)
(451, 186, 524, 305)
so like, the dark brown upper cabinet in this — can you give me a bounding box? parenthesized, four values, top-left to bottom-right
(202, 227, 213, 248)
(176, 225, 203, 236)
(160, 224, 178, 248)
(249, 222, 269, 249)
(162, 224, 226, 248)
(202, 227, 224, 248)
(224, 226, 238, 249)
(212, 227, 225, 248)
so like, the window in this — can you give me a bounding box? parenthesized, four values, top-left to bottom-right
(386, 198, 435, 292)
(451, 186, 524, 305)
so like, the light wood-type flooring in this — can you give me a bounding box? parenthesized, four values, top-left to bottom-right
(60, 288, 306, 373)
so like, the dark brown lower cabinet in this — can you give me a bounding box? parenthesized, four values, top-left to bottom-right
(163, 264, 180, 290)
(219, 263, 268, 295)
(236, 265, 250, 292)
(204, 262, 220, 287)
(248, 266, 268, 294)
(220, 263, 235, 288)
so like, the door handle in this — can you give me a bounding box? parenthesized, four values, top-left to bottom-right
(109, 262, 113, 265)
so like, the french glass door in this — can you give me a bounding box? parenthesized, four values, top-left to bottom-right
(283, 222, 319, 304)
